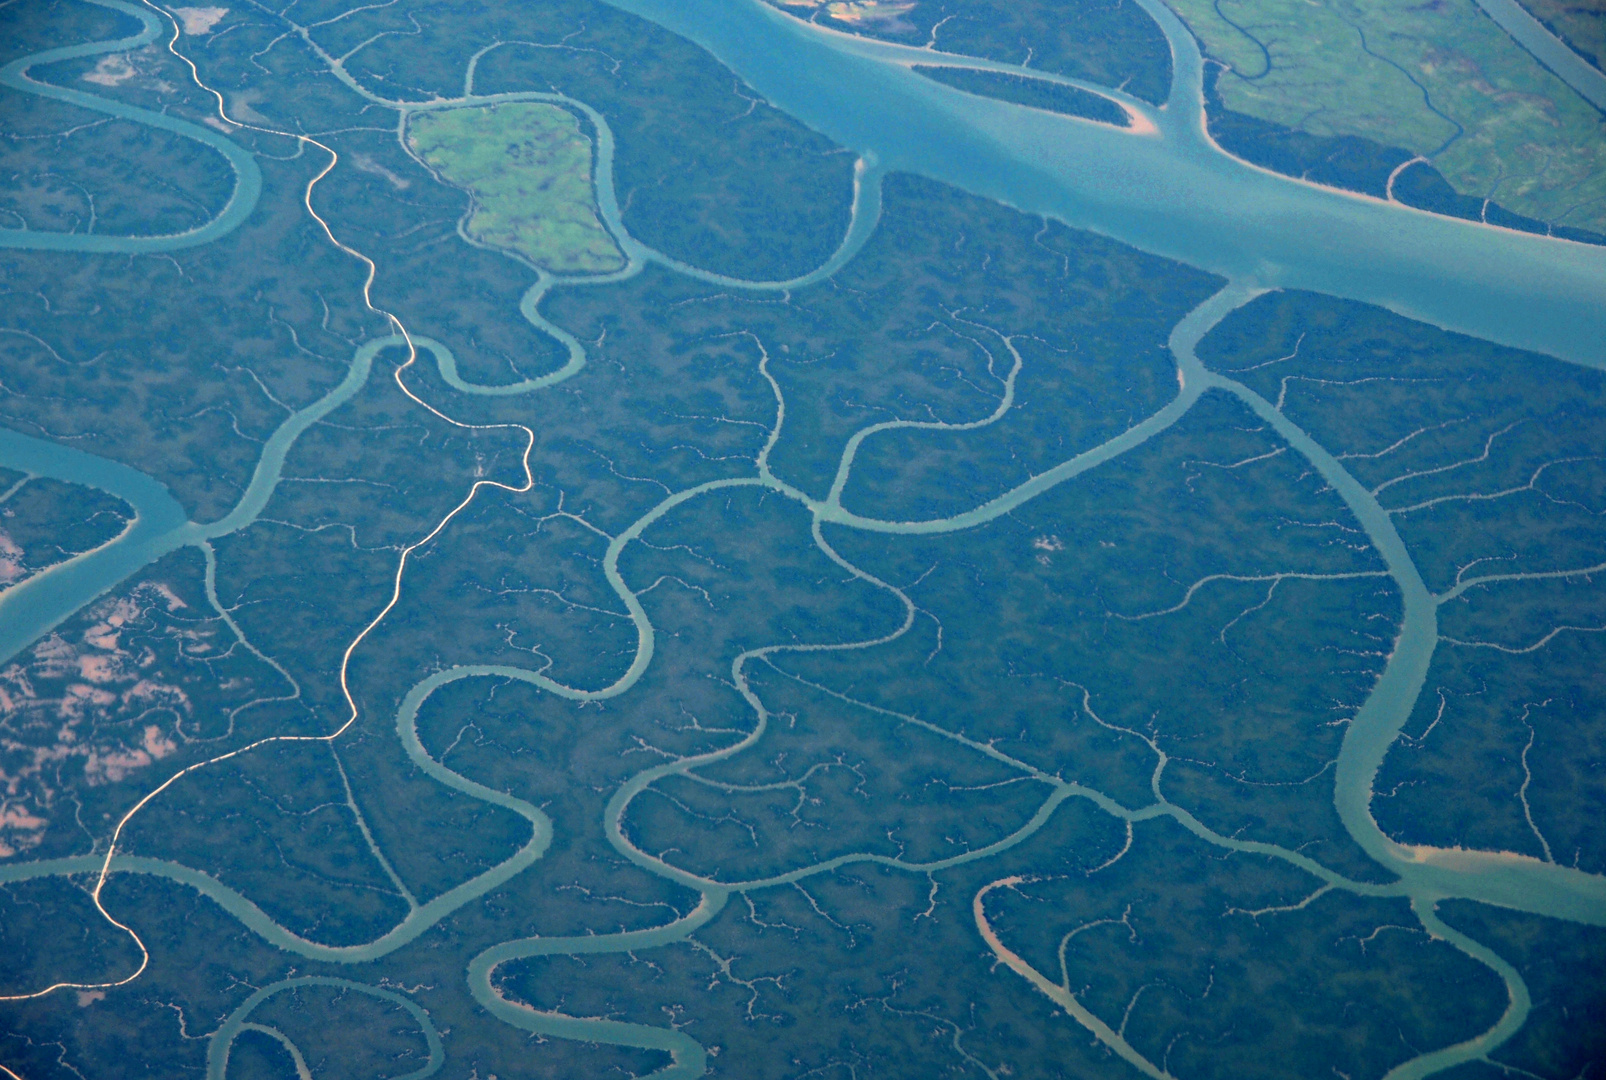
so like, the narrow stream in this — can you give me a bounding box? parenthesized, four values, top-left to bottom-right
(2, 2, 1603, 1077)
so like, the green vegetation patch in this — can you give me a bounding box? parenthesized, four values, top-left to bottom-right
(1168, 0, 1606, 233)
(407, 102, 624, 273)
(332, 0, 857, 280)
(912, 65, 1130, 125)
(465, 5, 855, 281)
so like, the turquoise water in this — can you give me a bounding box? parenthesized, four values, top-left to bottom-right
(0, 427, 190, 660)
(0, 0, 261, 252)
(608, 0, 1606, 368)
(2, 1, 1605, 1075)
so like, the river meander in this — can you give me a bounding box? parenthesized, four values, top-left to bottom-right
(2, 0, 1604, 1077)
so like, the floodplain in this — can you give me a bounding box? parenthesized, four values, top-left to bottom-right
(1, 0, 1603, 1077)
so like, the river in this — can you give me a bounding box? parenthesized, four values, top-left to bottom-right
(2, 0, 1604, 1076)
(605, 0, 1606, 369)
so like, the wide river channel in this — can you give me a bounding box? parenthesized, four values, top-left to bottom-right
(1, 0, 1604, 1075)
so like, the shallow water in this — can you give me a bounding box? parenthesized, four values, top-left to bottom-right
(3, 2, 1604, 1075)
(0, 0, 261, 252)
(604, 0, 1606, 368)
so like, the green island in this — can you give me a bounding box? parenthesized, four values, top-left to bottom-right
(406, 102, 625, 273)
(354, 0, 858, 282)
(2, 0, 1604, 1077)
(912, 65, 1131, 126)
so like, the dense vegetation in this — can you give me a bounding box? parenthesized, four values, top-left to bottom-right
(913, 65, 1131, 125)
(2, 0, 1602, 1077)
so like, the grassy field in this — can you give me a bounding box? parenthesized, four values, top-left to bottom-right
(407, 103, 625, 273)
(1168, 0, 1606, 233)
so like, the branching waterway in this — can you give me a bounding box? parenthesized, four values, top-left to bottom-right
(2, 0, 1604, 1077)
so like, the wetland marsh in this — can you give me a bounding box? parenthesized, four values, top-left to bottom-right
(1, 0, 1603, 1076)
